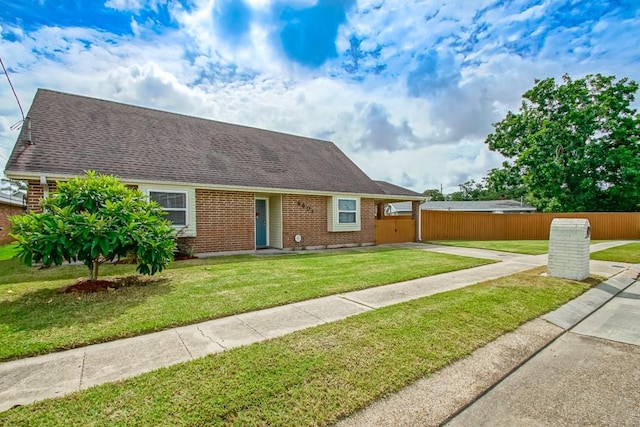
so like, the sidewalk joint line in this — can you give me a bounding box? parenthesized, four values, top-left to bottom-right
(337, 295, 376, 310)
(78, 349, 87, 390)
(291, 305, 327, 323)
(175, 330, 194, 360)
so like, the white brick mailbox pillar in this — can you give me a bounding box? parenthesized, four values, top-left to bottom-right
(547, 218, 591, 281)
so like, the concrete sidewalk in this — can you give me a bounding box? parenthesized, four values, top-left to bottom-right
(338, 246, 639, 426)
(446, 267, 640, 426)
(0, 241, 635, 412)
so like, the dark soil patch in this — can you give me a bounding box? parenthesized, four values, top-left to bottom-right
(174, 253, 198, 261)
(63, 276, 157, 294)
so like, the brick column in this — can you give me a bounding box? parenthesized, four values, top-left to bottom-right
(412, 201, 421, 241)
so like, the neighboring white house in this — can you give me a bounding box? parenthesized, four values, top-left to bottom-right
(387, 199, 537, 215)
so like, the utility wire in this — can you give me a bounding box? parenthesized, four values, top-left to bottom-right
(0, 56, 25, 127)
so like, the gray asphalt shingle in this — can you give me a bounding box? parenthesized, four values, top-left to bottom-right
(6, 89, 420, 198)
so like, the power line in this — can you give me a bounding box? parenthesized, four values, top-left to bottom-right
(0, 56, 25, 128)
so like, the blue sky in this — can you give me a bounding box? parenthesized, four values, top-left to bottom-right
(1, 0, 639, 193)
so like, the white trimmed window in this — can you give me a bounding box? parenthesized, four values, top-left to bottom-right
(328, 196, 361, 232)
(149, 191, 188, 227)
(338, 198, 357, 224)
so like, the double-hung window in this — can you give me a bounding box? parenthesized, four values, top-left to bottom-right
(149, 191, 187, 227)
(328, 196, 361, 232)
(337, 198, 357, 224)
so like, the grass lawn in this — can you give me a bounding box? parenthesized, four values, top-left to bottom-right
(0, 247, 492, 361)
(0, 242, 17, 261)
(0, 268, 594, 426)
(591, 242, 640, 264)
(427, 240, 550, 255)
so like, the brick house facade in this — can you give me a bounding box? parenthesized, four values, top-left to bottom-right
(281, 194, 375, 249)
(24, 183, 379, 254)
(185, 192, 377, 253)
(8, 89, 424, 254)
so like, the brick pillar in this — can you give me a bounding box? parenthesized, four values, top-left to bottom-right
(412, 201, 421, 241)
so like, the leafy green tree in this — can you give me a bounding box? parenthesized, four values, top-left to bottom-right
(486, 73, 640, 212)
(422, 188, 445, 201)
(484, 164, 528, 201)
(448, 179, 500, 201)
(10, 171, 176, 281)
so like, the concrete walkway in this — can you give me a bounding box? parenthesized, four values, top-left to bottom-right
(0, 241, 635, 412)
(338, 244, 639, 426)
(446, 267, 640, 426)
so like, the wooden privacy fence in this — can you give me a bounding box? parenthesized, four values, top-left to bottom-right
(375, 217, 416, 244)
(421, 211, 640, 241)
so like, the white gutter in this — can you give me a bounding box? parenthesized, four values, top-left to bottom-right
(39, 175, 49, 200)
(7, 171, 425, 202)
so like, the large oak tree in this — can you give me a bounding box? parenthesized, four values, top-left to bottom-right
(486, 74, 640, 212)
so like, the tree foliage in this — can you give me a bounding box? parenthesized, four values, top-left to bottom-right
(448, 179, 503, 201)
(486, 73, 640, 212)
(422, 188, 445, 201)
(484, 165, 528, 201)
(10, 171, 176, 281)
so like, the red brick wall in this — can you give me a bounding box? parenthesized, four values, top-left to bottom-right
(191, 189, 255, 253)
(281, 194, 375, 249)
(27, 180, 58, 213)
(25, 180, 377, 253)
(0, 202, 26, 245)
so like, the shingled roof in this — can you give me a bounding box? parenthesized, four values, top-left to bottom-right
(6, 89, 420, 198)
(421, 200, 536, 212)
(374, 180, 422, 198)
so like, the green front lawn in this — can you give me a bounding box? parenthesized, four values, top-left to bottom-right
(0, 247, 492, 360)
(0, 268, 592, 426)
(591, 242, 640, 264)
(428, 240, 550, 255)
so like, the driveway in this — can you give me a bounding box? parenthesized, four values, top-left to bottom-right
(338, 258, 639, 427)
(447, 275, 640, 426)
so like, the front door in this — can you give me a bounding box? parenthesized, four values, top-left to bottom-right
(255, 199, 267, 248)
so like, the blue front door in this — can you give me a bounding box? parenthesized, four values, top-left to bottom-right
(255, 199, 267, 248)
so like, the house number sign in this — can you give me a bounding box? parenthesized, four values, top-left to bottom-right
(296, 199, 314, 213)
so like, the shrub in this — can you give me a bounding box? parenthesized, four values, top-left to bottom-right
(10, 171, 176, 281)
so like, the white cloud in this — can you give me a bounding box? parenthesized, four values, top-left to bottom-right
(1, 0, 639, 194)
(104, 0, 143, 11)
(104, 0, 169, 13)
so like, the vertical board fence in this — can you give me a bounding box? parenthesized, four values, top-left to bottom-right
(421, 211, 640, 241)
(375, 217, 416, 244)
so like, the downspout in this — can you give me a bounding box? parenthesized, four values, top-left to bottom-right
(40, 175, 49, 201)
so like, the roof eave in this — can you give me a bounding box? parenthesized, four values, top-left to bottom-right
(6, 170, 425, 201)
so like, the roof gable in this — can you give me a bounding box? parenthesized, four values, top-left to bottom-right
(6, 89, 390, 195)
